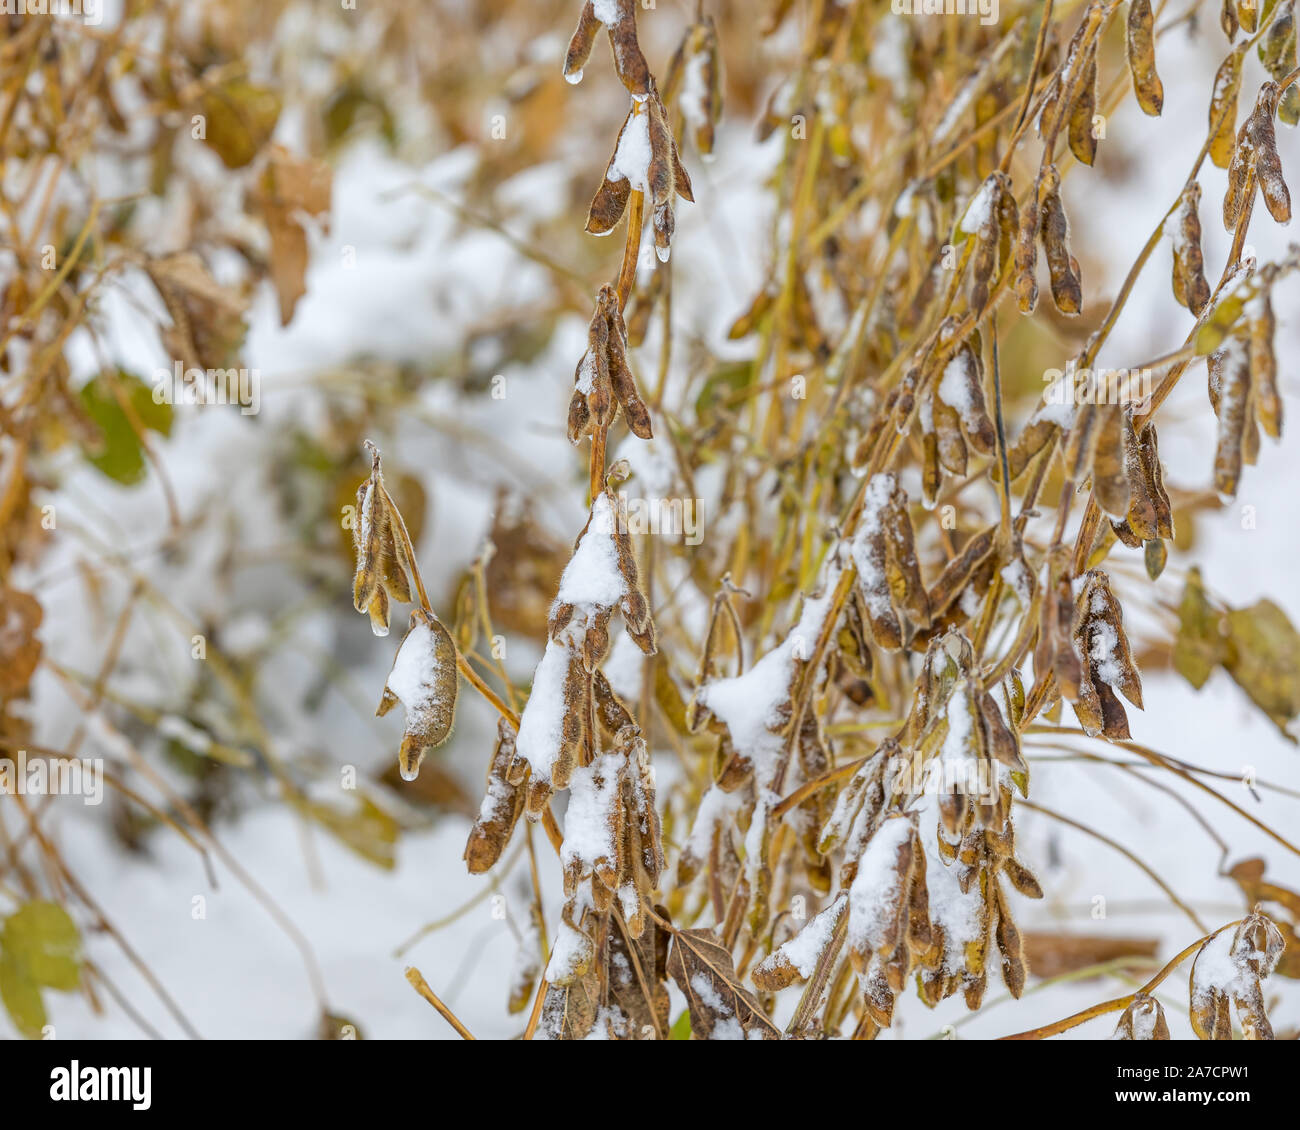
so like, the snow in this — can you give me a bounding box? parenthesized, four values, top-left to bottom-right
(1000, 559, 1032, 609)
(384, 619, 454, 779)
(846, 816, 912, 955)
(960, 176, 998, 235)
(850, 473, 898, 619)
(1128, 998, 1161, 1040)
(513, 638, 571, 785)
(1087, 618, 1123, 689)
(679, 50, 710, 137)
(545, 916, 592, 984)
(777, 894, 846, 977)
(918, 806, 982, 978)
(938, 352, 977, 419)
(554, 494, 626, 610)
(688, 972, 744, 1040)
(561, 752, 622, 876)
(156, 714, 213, 758)
(1190, 928, 1240, 1003)
(608, 102, 652, 194)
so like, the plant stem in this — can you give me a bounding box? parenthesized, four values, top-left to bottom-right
(405, 966, 477, 1040)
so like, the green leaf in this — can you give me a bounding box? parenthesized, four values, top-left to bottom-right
(694, 361, 754, 419)
(79, 370, 173, 486)
(1224, 599, 1300, 741)
(1195, 275, 1261, 356)
(3, 901, 83, 990)
(668, 1008, 692, 1040)
(199, 78, 282, 169)
(1172, 566, 1226, 691)
(0, 948, 46, 1039)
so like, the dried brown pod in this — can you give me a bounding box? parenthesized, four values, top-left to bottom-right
(818, 743, 892, 879)
(568, 284, 653, 443)
(1249, 83, 1292, 224)
(0, 588, 42, 699)
(666, 927, 779, 1039)
(1113, 994, 1171, 1039)
(351, 443, 415, 637)
(559, 723, 662, 936)
(1208, 45, 1246, 170)
(1261, 1, 1300, 126)
(510, 485, 656, 817)
(1039, 12, 1091, 142)
(376, 607, 460, 781)
(752, 894, 847, 992)
(794, 714, 834, 890)
(994, 879, 1027, 999)
(964, 173, 1015, 315)
(1091, 400, 1132, 519)
(1014, 168, 1045, 314)
(1172, 182, 1212, 315)
(1126, 0, 1164, 116)
(920, 337, 996, 504)
(999, 400, 1067, 482)
(1190, 911, 1285, 1039)
(924, 526, 997, 630)
(1113, 419, 1174, 546)
(1071, 570, 1143, 740)
(1208, 334, 1253, 498)
(846, 816, 925, 986)
(1035, 545, 1084, 705)
(464, 718, 525, 873)
(663, 18, 722, 158)
(1002, 854, 1043, 899)
(564, 0, 650, 96)
(1222, 0, 1240, 40)
(850, 473, 931, 650)
(1038, 165, 1082, 315)
(586, 88, 693, 262)
(1067, 46, 1100, 166)
(1248, 289, 1283, 439)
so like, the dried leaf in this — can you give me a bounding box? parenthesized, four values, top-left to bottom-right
(1223, 598, 1300, 738)
(666, 927, 779, 1039)
(198, 76, 281, 169)
(255, 145, 332, 326)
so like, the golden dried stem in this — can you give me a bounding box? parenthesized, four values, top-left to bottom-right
(522, 976, 549, 1040)
(999, 925, 1239, 1040)
(404, 965, 477, 1040)
(615, 189, 645, 311)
